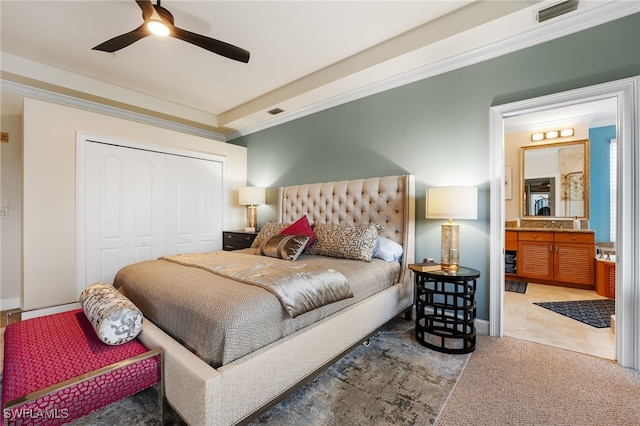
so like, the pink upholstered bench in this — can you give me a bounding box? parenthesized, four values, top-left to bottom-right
(1, 309, 163, 425)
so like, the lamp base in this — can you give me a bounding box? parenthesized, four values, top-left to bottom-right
(441, 221, 460, 272)
(246, 205, 257, 232)
(441, 263, 460, 272)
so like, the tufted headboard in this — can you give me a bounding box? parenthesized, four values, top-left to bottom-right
(278, 175, 415, 282)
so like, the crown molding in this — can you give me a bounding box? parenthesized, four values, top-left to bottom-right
(1, 79, 228, 142)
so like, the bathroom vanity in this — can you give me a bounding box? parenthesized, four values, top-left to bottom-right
(505, 228, 595, 289)
(504, 138, 596, 289)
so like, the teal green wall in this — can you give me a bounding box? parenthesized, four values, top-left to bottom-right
(231, 14, 640, 321)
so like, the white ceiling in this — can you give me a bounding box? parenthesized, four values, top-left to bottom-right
(0, 1, 636, 139)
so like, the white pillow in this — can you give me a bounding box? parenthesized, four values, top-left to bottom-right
(372, 237, 403, 262)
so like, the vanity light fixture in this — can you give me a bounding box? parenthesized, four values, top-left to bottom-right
(239, 186, 266, 232)
(530, 128, 574, 141)
(427, 186, 478, 272)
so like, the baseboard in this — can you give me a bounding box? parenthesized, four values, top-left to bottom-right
(0, 297, 20, 311)
(476, 318, 489, 335)
(21, 302, 81, 320)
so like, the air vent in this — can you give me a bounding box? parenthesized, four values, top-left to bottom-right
(268, 108, 284, 115)
(536, 0, 579, 23)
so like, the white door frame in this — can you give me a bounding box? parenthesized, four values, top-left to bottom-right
(489, 77, 640, 369)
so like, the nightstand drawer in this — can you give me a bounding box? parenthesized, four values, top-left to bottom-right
(223, 231, 257, 251)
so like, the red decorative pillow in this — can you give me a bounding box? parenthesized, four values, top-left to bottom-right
(280, 215, 316, 250)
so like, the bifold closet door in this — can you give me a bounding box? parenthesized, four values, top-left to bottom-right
(84, 142, 166, 285)
(165, 155, 223, 254)
(84, 141, 224, 286)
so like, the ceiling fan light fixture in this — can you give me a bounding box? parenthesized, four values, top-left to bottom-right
(93, 0, 249, 62)
(147, 20, 170, 36)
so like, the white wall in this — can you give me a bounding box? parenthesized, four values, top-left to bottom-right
(21, 98, 247, 310)
(0, 113, 23, 310)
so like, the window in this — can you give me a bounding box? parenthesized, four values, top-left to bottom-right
(610, 138, 617, 242)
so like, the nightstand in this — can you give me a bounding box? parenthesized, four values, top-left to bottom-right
(412, 266, 480, 354)
(223, 230, 258, 251)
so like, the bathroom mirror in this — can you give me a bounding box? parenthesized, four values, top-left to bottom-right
(520, 139, 589, 219)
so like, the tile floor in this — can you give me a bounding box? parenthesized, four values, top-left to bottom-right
(504, 282, 615, 360)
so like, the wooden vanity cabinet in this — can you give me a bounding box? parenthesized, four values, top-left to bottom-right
(509, 230, 595, 289)
(518, 232, 554, 282)
(505, 231, 518, 250)
(553, 232, 595, 286)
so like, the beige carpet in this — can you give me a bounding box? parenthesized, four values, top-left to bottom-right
(437, 335, 640, 425)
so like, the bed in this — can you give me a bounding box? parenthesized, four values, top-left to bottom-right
(114, 174, 415, 425)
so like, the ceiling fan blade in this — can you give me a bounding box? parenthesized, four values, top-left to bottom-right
(172, 26, 250, 63)
(92, 24, 151, 52)
(136, 0, 156, 21)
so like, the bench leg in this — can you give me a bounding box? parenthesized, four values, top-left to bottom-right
(157, 351, 165, 424)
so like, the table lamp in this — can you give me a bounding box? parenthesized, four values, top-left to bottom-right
(427, 186, 478, 271)
(239, 186, 265, 232)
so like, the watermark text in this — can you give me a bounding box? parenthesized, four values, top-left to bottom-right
(4, 407, 70, 420)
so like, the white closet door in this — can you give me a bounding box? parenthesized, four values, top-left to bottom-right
(165, 155, 223, 254)
(85, 142, 166, 285)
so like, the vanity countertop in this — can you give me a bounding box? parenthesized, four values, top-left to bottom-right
(505, 227, 595, 233)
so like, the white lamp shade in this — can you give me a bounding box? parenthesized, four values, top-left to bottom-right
(427, 186, 478, 220)
(239, 186, 265, 205)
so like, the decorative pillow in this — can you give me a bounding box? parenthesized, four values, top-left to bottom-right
(308, 223, 381, 262)
(251, 221, 289, 248)
(80, 282, 143, 345)
(373, 236, 404, 262)
(280, 215, 316, 250)
(260, 234, 310, 261)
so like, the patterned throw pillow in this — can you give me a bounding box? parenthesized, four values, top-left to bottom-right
(251, 221, 289, 248)
(308, 223, 382, 262)
(259, 234, 310, 261)
(80, 282, 143, 345)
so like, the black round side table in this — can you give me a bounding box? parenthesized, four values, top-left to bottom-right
(413, 266, 480, 354)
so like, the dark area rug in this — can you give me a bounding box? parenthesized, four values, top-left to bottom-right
(534, 299, 615, 328)
(249, 318, 469, 425)
(505, 280, 528, 294)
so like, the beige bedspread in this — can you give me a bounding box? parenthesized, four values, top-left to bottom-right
(160, 251, 352, 317)
(115, 249, 400, 367)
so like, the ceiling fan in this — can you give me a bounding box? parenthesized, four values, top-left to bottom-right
(92, 0, 250, 63)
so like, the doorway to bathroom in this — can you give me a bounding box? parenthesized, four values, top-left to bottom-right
(488, 77, 640, 369)
(502, 98, 616, 360)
